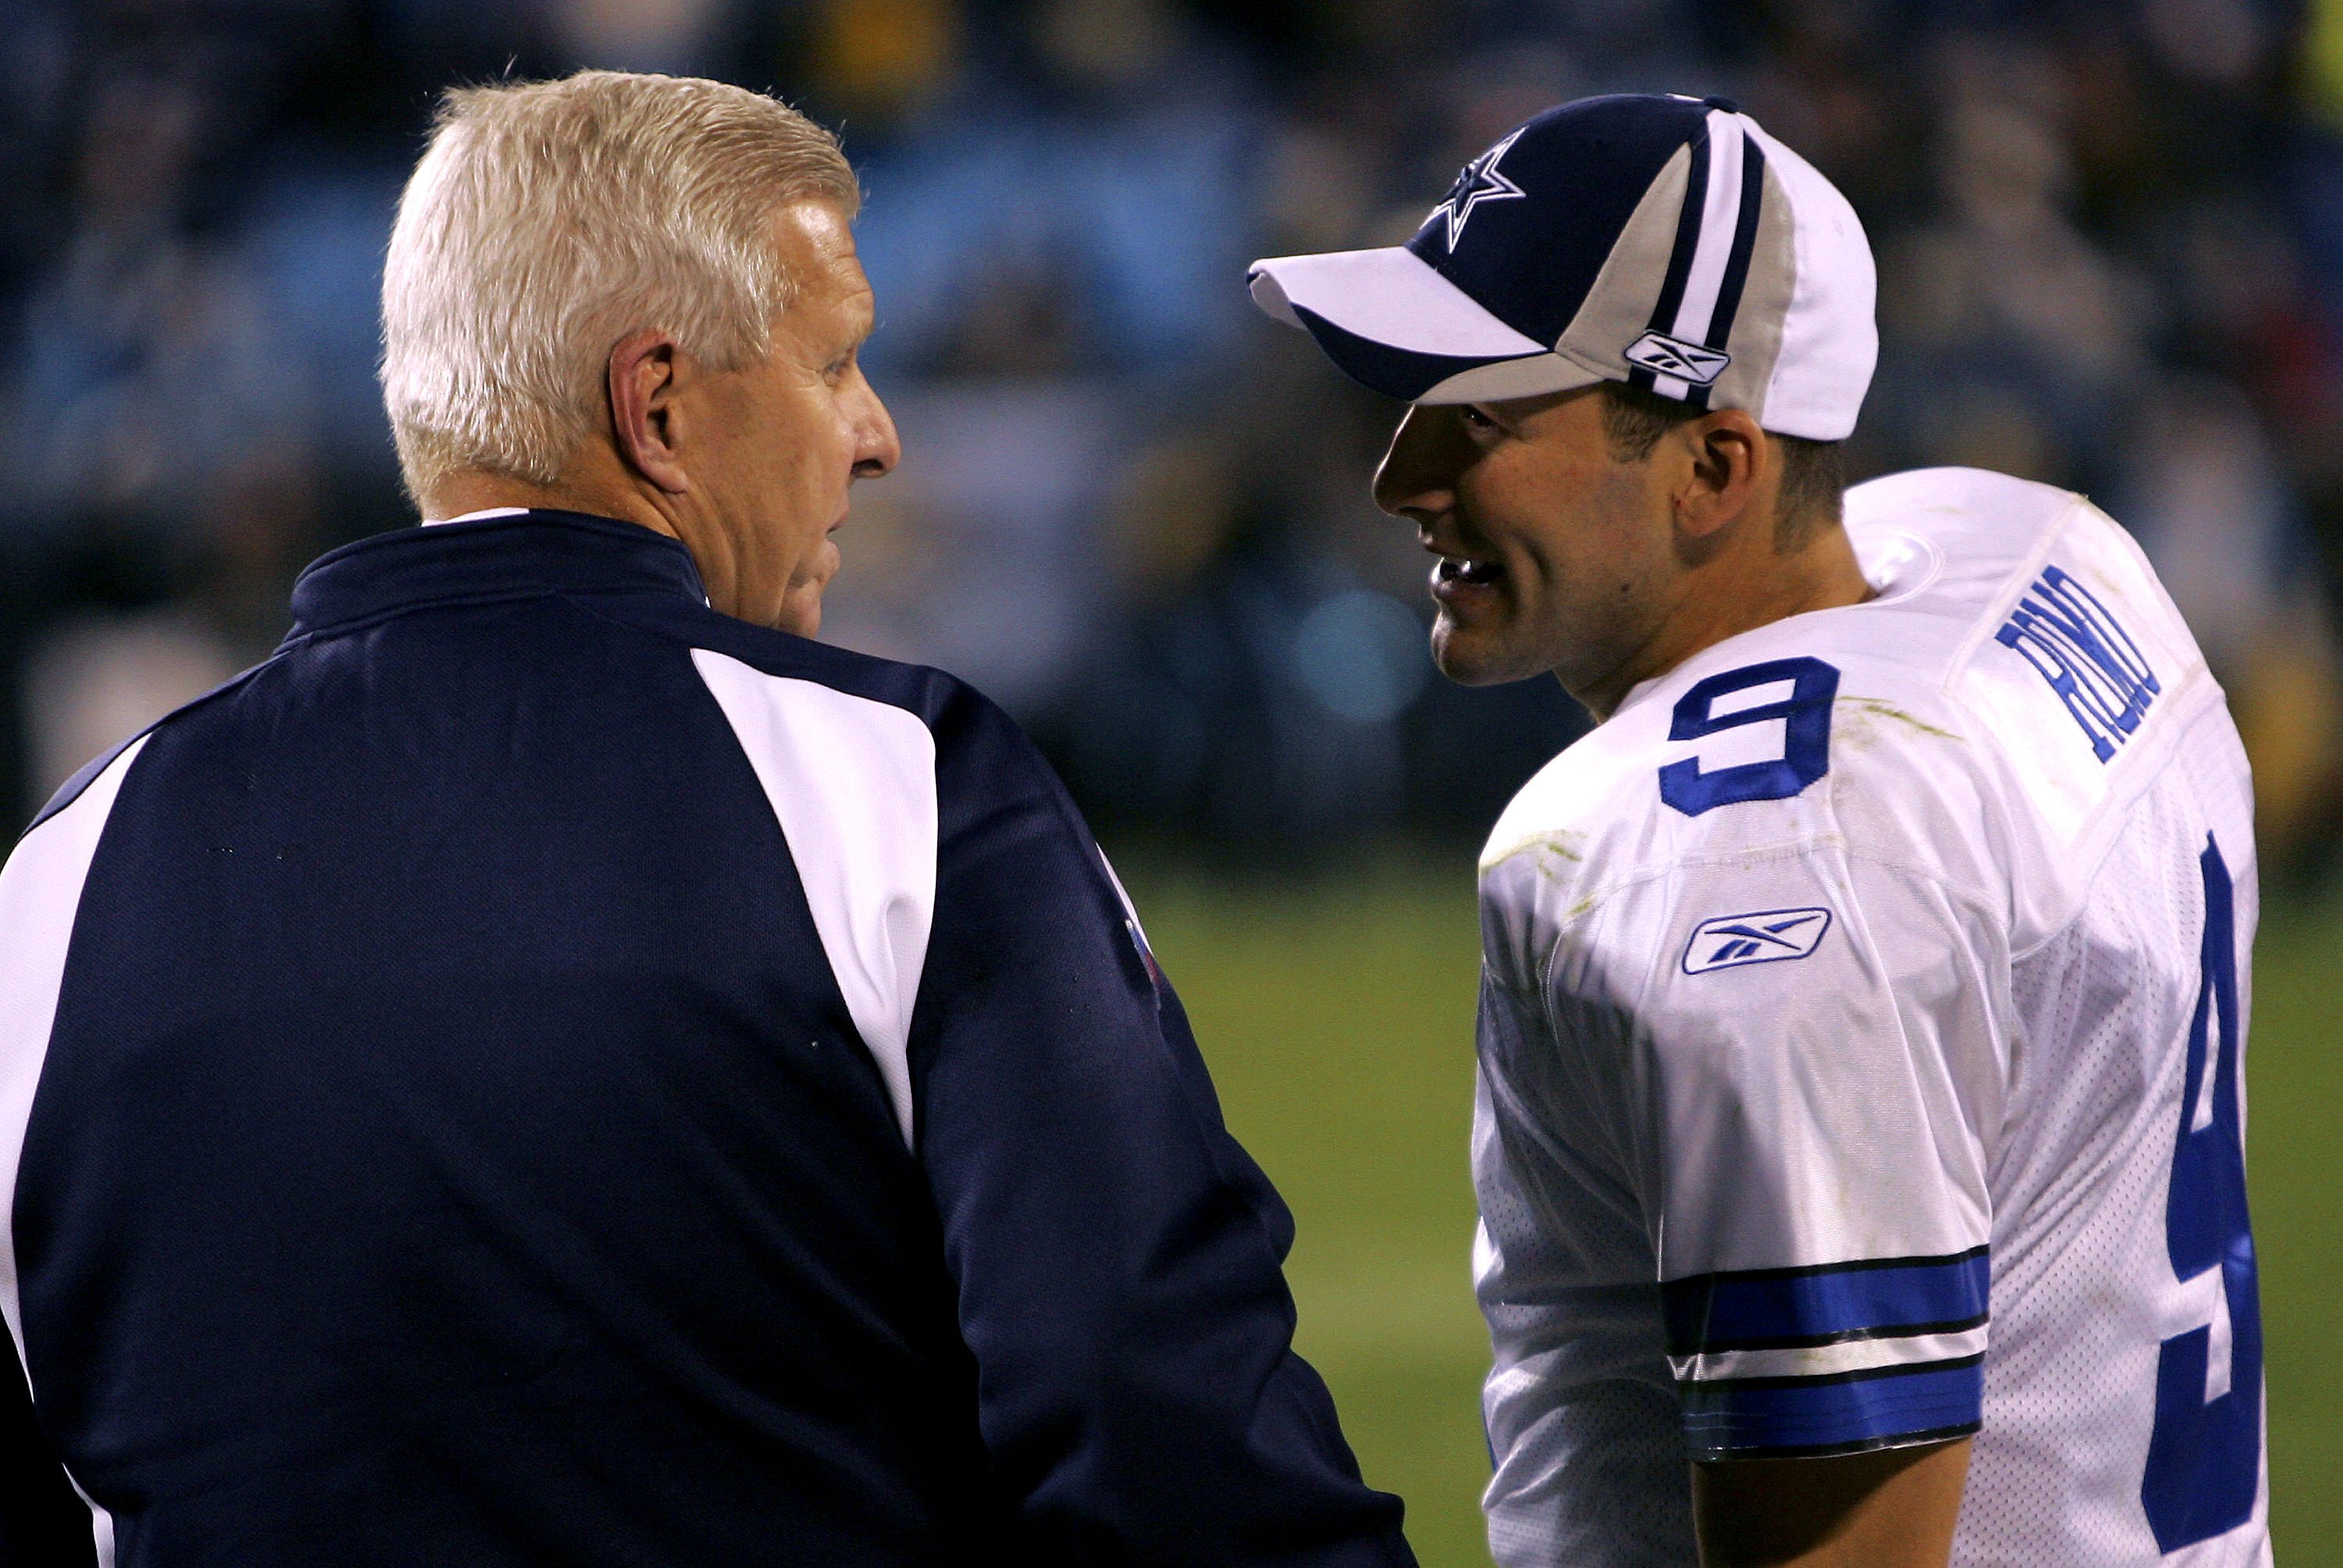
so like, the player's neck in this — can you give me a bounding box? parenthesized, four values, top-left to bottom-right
(1580, 517, 1874, 722)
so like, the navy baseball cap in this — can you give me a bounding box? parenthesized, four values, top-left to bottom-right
(1248, 94, 1877, 440)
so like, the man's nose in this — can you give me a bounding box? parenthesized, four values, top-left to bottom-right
(851, 377, 900, 480)
(1371, 406, 1457, 522)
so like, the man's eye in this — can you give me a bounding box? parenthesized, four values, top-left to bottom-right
(1460, 406, 1500, 432)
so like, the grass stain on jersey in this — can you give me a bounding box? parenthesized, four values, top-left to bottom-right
(1836, 697, 1962, 746)
(1533, 843, 1585, 892)
(1532, 830, 1585, 861)
(1485, 829, 1587, 881)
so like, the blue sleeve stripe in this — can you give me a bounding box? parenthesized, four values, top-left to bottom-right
(1663, 1245, 1988, 1355)
(1679, 1356, 1984, 1461)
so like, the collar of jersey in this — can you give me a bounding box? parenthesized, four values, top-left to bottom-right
(286, 509, 710, 640)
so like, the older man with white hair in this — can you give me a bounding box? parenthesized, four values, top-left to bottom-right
(0, 72, 1414, 1566)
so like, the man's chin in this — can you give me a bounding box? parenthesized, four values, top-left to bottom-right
(773, 586, 825, 639)
(1430, 618, 1539, 687)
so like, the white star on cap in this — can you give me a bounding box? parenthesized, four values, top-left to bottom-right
(1432, 127, 1527, 251)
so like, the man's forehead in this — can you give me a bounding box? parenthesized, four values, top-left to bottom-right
(770, 199, 861, 278)
(774, 201, 874, 323)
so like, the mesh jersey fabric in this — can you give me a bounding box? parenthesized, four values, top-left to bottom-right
(1473, 467, 2269, 1566)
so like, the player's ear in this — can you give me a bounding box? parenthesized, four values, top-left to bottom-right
(608, 329, 690, 495)
(1673, 408, 1763, 540)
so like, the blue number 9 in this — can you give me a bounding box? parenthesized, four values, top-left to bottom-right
(2141, 833, 2262, 1550)
(1659, 657, 1840, 818)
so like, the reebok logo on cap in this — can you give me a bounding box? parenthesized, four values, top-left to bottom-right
(1246, 94, 1878, 442)
(1624, 330, 1731, 384)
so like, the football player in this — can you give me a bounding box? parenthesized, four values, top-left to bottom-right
(1250, 94, 2269, 1567)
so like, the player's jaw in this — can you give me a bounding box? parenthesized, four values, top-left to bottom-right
(1421, 489, 1678, 706)
(1420, 522, 1552, 686)
(1381, 390, 1682, 697)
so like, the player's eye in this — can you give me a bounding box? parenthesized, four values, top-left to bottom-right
(1460, 405, 1501, 435)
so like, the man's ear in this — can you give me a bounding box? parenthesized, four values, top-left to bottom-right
(608, 330, 689, 494)
(1673, 408, 1765, 540)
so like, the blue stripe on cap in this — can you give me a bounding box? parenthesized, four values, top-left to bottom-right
(1663, 1246, 1990, 1355)
(1703, 137, 1767, 351)
(1680, 1356, 1984, 1460)
(1683, 137, 1767, 412)
(1629, 124, 1712, 395)
(1288, 303, 1542, 402)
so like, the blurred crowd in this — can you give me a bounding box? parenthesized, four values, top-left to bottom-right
(6, 0, 2343, 868)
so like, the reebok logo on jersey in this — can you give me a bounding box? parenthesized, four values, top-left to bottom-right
(1624, 331, 1731, 384)
(1681, 907, 1833, 975)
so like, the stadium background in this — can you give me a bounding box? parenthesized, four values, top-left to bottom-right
(3, 0, 2339, 1559)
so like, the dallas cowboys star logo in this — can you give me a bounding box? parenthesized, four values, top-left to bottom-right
(1431, 128, 1528, 251)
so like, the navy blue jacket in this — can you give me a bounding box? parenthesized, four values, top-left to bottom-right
(0, 511, 1414, 1566)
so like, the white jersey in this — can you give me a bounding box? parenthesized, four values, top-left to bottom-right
(1475, 467, 2270, 1567)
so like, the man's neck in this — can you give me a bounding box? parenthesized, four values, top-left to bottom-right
(420, 468, 679, 540)
(1578, 519, 1874, 722)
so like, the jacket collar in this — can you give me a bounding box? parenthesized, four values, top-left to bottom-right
(287, 511, 709, 640)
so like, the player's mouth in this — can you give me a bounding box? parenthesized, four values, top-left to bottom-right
(1431, 553, 1503, 605)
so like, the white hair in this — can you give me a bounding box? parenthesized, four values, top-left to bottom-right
(380, 70, 860, 502)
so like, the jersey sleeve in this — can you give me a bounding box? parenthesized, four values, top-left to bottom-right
(1485, 840, 2008, 1465)
(1475, 970, 1702, 1568)
(906, 686, 1414, 1565)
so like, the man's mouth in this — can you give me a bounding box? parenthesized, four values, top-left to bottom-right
(1432, 554, 1503, 590)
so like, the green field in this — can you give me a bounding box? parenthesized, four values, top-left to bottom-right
(1120, 853, 2342, 1566)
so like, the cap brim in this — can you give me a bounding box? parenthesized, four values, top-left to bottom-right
(1248, 248, 1601, 404)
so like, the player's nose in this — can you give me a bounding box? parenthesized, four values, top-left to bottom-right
(1372, 406, 1456, 523)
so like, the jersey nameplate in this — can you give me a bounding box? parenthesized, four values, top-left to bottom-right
(1995, 565, 2161, 763)
(1681, 907, 1834, 975)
